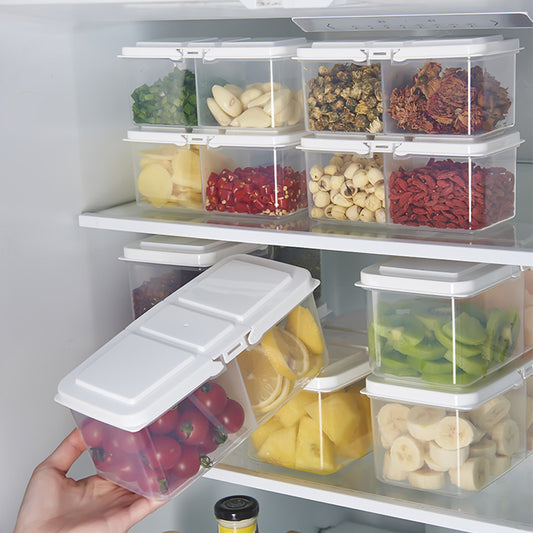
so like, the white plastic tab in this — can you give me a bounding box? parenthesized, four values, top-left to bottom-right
(357, 257, 520, 297)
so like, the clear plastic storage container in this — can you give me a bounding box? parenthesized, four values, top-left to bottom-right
(363, 355, 533, 496)
(356, 257, 525, 389)
(296, 36, 519, 137)
(121, 38, 306, 131)
(203, 132, 307, 218)
(121, 235, 268, 319)
(248, 343, 371, 474)
(299, 132, 521, 230)
(56, 254, 328, 500)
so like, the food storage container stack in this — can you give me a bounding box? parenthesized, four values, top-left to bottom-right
(249, 342, 372, 475)
(363, 354, 533, 495)
(120, 235, 268, 318)
(55, 254, 328, 500)
(296, 36, 519, 137)
(121, 38, 306, 131)
(298, 126, 521, 231)
(356, 257, 525, 389)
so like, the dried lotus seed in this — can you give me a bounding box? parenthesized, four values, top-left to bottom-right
(331, 205, 347, 220)
(367, 166, 385, 184)
(359, 207, 375, 222)
(314, 191, 331, 208)
(324, 204, 335, 217)
(365, 193, 382, 212)
(323, 164, 338, 176)
(375, 208, 386, 224)
(330, 174, 345, 190)
(364, 183, 376, 194)
(344, 162, 361, 180)
(329, 156, 344, 168)
(346, 205, 360, 221)
(332, 193, 352, 207)
(318, 176, 332, 191)
(352, 169, 369, 189)
(308, 180, 320, 194)
(375, 183, 385, 201)
(340, 181, 356, 198)
(311, 206, 325, 218)
(353, 191, 368, 207)
(309, 164, 323, 181)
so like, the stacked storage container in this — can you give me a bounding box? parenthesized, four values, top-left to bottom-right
(357, 256, 532, 495)
(121, 38, 309, 220)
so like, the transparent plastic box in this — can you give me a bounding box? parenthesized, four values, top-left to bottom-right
(248, 343, 371, 475)
(56, 254, 328, 500)
(363, 354, 533, 496)
(299, 132, 521, 230)
(121, 38, 306, 131)
(203, 132, 307, 218)
(296, 36, 519, 137)
(121, 235, 268, 319)
(356, 258, 525, 390)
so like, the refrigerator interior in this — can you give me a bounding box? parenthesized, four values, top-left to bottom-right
(2, 2, 533, 532)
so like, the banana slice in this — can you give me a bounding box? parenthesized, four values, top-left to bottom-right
(449, 457, 490, 491)
(390, 435, 425, 472)
(469, 396, 511, 431)
(425, 454, 449, 472)
(471, 422, 486, 444)
(428, 441, 469, 470)
(377, 403, 410, 449)
(489, 418, 521, 456)
(490, 454, 512, 477)
(435, 415, 474, 450)
(382, 450, 407, 481)
(470, 437, 497, 458)
(407, 406, 446, 442)
(408, 468, 446, 490)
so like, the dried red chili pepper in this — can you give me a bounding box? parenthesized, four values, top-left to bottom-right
(388, 159, 515, 230)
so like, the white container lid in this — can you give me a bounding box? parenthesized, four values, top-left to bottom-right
(363, 353, 533, 410)
(356, 257, 521, 298)
(125, 129, 304, 149)
(120, 235, 266, 268)
(305, 343, 370, 393)
(121, 38, 307, 61)
(298, 132, 522, 158)
(295, 36, 520, 62)
(55, 254, 319, 431)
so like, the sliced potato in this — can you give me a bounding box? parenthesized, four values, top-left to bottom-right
(137, 163, 172, 207)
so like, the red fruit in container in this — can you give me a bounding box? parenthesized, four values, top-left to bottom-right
(137, 466, 169, 496)
(176, 407, 210, 446)
(105, 427, 150, 454)
(197, 423, 228, 454)
(193, 382, 228, 416)
(144, 436, 182, 470)
(80, 418, 107, 448)
(171, 445, 201, 479)
(148, 407, 180, 435)
(216, 399, 245, 434)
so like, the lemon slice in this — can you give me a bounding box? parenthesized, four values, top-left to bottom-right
(257, 377, 292, 414)
(285, 306, 324, 355)
(238, 345, 285, 413)
(304, 354, 323, 379)
(261, 327, 310, 380)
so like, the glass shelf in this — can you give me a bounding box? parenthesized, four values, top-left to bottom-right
(79, 162, 533, 266)
(206, 445, 533, 533)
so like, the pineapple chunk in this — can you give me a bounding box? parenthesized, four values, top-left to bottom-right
(257, 425, 297, 468)
(295, 416, 338, 474)
(251, 417, 283, 450)
(335, 428, 372, 460)
(275, 391, 316, 428)
(305, 391, 361, 446)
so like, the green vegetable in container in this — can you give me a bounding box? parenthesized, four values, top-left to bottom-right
(131, 67, 197, 125)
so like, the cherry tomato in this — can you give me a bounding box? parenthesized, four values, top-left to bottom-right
(176, 407, 209, 446)
(112, 454, 142, 483)
(216, 399, 245, 434)
(144, 436, 181, 470)
(171, 445, 201, 479)
(136, 466, 169, 496)
(105, 427, 149, 454)
(92, 448, 115, 473)
(148, 407, 180, 436)
(193, 382, 227, 416)
(197, 423, 228, 454)
(80, 418, 107, 448)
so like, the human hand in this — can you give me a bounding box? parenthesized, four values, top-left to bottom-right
(14, 428, 165, 533)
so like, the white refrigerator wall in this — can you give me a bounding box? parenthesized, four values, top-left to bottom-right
(2, 9, 533, 533)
